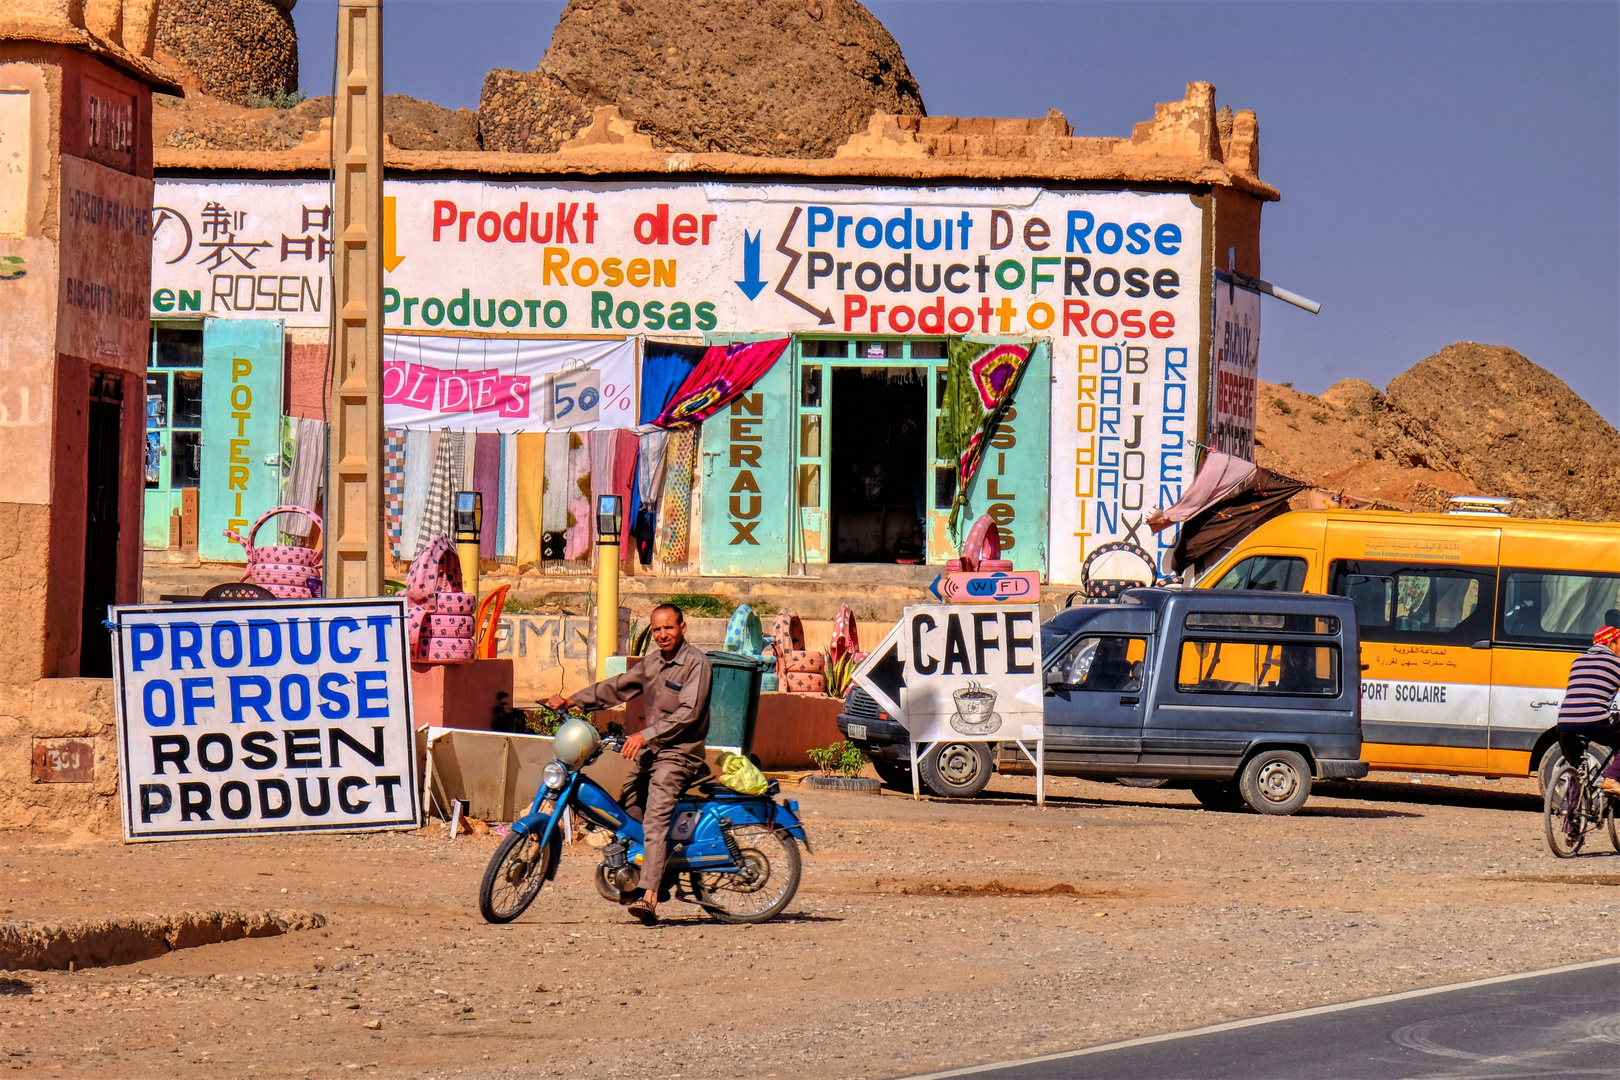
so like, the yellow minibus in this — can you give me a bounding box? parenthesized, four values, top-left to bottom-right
(1198, 509, 1620, 786)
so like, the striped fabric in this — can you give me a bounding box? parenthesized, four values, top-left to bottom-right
(384, 427, 406, 558)
(1557, 647, 1620, 727)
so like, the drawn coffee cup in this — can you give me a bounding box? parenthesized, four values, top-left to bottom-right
(950, 683, 1001, 735)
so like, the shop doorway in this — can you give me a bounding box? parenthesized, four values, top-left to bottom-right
(829, 367, 927, 562)
(80, 371, 124, 678)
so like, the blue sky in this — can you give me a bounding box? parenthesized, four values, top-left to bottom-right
(292, 1, 1619, 422)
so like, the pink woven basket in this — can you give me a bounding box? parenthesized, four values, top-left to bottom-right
(427, 614, 476, 639)
(404, 536, 472, 664)
(224, 505, 324, 599)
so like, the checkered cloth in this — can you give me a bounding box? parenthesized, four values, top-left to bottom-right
(385, 427, 406, 558)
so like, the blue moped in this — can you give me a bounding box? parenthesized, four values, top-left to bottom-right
(477, 718, 811, 925)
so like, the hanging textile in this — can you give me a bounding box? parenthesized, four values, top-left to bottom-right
(1147, 450, 1257, 532)
(653, 338, 791, 429)
(460, 430, 478, 494)
(384, 427, 406, 557)
(938, 339, 1031, 534)
(1167, 468, 1309, 573)
(565, 432, 592, 560)
(515, 432, 545, 568)
(500, 434, 519, 558)
(277, 417, 296, 536)
(613, 429, 639, 562)
(631, 430, 670, 566)
(418, 429, 463, 558)
(542, 430, 571, 538)
(640, 342, 705, 426)
(659, 427, 697, 567)
(401, 428, 437, 559)
(588, 430, 618, 567)
(276, 416, 327, 539)
(474, 432, 500, 560)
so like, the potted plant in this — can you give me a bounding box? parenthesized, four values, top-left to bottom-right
(804, 740, 880, 795)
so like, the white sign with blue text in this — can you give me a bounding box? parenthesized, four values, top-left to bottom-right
(111, 599, 418, 841)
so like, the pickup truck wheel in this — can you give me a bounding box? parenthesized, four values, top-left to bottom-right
(1189, 781, 1245, 812)
(919, 742, 994, 799)
(1239, 749, 1312, 815)
(870, 758, 913, 793)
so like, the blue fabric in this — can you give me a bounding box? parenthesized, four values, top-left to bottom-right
(632, 343, 704, 545)
(639, 343, 705, 425)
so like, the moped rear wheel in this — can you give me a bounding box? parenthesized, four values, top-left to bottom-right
(478, 829, 560, 923)
(688, 825, 801, 924)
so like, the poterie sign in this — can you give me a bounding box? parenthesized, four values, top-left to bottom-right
(110, 599, 419, 841)
(897, 604, 1045, 744)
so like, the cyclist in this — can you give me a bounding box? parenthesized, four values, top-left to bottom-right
(1555, 624, 1620, 796)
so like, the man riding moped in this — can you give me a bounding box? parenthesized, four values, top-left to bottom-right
(547, 603, 710, 926)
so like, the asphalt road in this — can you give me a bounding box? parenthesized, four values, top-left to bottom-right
(909, 959, 1620, 1080)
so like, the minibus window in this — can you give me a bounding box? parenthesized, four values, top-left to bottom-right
(1330, 561, 1496, 646)
(1185, 612, 1339, 634)
(1176, 640, 1339, 696)
(1212, 555, 1306, 592)
(1499, 570, 1620, 648)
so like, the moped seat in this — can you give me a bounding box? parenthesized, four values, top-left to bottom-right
(697, 779, 780, 798)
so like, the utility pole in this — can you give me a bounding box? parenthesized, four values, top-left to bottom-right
(326, 0, 385, 597)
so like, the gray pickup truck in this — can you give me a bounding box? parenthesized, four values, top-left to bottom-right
(838, 588, 1368, 815)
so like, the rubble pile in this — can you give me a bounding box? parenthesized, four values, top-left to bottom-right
(157, 94, 481, 153)
(155, 0, 298, 105)
(1256, 342, 1620, 521)
(478, 0, 926, 156)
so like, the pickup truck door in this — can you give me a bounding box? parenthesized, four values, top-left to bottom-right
(1044, 634, 1149, 766)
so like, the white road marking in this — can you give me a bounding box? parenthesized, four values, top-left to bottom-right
(900, 958, 1620, 1080)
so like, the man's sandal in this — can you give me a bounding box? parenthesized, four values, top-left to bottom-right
(627, 899, 658, 926)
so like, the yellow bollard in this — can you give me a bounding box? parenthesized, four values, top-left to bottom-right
(594, 494, 623, 681)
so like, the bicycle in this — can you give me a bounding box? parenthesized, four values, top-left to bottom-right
(1543, 737, 1620, 858)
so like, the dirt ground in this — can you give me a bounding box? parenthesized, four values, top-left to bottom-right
(4, 772, 1617, 1080)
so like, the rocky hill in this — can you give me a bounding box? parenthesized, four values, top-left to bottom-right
(154, 0, 298, 105)
(1255, 342, 1620, 521)
(479, 0, 926, 156)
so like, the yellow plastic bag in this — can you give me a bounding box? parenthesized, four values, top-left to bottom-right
(716, 751, 769, 795)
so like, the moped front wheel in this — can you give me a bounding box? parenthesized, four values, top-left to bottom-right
(688, 825, 801, 924)
(478, 828, 561, 923)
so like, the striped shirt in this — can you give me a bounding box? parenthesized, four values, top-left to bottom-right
(1557, 647, 1620, 728)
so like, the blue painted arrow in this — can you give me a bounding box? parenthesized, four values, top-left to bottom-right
(734, 230, 767, 300)
(928, 574, 944, 602)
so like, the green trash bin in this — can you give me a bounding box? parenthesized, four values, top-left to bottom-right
(705, 651, 769, 754)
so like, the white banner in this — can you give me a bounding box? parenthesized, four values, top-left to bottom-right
(895, 604, 1045, 743)
(153, 180, 1203, 346)
(151, 179, 333, 327)
(383, 333, 637, 432)
(111, 599, 419, 841)
(1209, 271, 1261, 460)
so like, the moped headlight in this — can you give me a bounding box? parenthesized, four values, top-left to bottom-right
(541, 761, 569, 790)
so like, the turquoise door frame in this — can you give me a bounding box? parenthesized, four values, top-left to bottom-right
(198, 319, 285, 562)
(951, 339, 1050, 578)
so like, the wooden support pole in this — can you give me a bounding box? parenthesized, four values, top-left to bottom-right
(326, 0, 385, 597)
